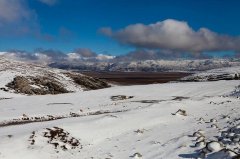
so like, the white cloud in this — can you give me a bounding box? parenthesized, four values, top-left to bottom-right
(0, 0, 58, 38)
(1, 49, 115, 64)
(101, 19, 240, 53)
(0, 0, 30, 23)
(96, 54, 115, 61)
(67, 53, 81, 60)
(0, 0, 40, 37)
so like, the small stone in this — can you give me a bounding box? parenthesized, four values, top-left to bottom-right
(193, 131, 204, 137)
(196, 136, 205, 142)
(172, 109, 187, 116)
(211, 124, 218, 128)
(206, 141, 223, 152)
(210, 118, 217, 123)
(130, 152, 142, 159)
(195, 141, 206, 148)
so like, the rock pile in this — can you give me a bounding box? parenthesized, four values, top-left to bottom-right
(43, 127, 82, 151)
(28, 127, 82, 152)
(191, 124, 240, 158)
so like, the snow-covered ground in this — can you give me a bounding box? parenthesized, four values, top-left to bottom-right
(0, 79, 240, 158)
(0, 57, 240, 159)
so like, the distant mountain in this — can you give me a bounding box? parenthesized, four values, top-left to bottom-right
(2, 51, 240, 72)
(49, 58, 240, 72)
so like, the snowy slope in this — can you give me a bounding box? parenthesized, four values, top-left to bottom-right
(193, 66, 240, 76)
(181, 66, 240, 82)
(0, 80, 240, 158)
(0, 56, 109, 94)
(0, 57, 80, 92)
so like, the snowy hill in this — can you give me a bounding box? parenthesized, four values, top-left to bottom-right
(0, 56, 110, 95)
(181, 66, 240, 82)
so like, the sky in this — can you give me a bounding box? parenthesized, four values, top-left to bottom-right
(0, 0, 240, 58)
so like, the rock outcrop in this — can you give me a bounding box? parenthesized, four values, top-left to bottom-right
(65, 73, 110, 90)
(6, 76, 69, 95)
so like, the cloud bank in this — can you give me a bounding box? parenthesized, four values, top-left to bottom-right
(0, 49, 115, 65)
(101, 19, 240, 53)
(113, 49, 212, 61)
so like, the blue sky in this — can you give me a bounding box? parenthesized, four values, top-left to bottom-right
(0, 0, 240, 57)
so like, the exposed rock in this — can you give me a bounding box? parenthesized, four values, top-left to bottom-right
(28, 127, 82, 152)
(130, 152, 143, 158)
(233, 155, 240, 159)
(181, 73, 240, 82)
(196, 136, 205, 142)
(134, 129, 146, 134)
(189, 124, 240, 158)
(211, 124, 219, 128)
(65, 73, 110, 90)
(172, 109, 187, 116)
(6, 76, 69, 95)
(110, 95, 134, 101)
(206, 141, 223, 152)
(0, 87, 8, 92)
(195, 141, 206, 148)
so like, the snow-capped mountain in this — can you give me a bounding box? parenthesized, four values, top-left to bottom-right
(49, 58, 240, 72)
(2, 51, 240, 72)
